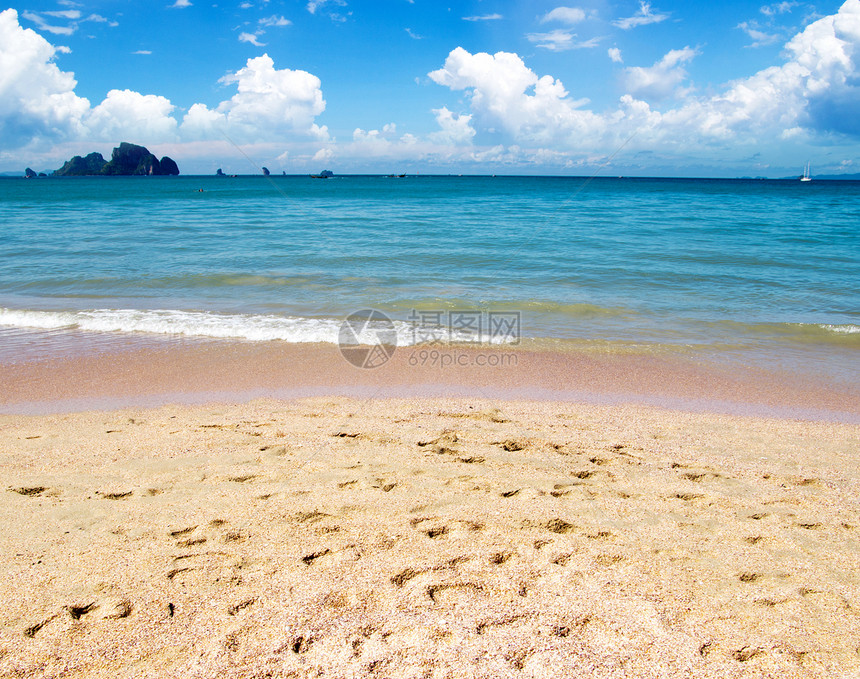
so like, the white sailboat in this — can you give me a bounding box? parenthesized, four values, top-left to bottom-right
(800, 162, 812, 182)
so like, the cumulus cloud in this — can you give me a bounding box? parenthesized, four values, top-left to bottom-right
(87, 89, 178, 141)
(0, 9, 89, 143)
(428, 47, 601, 145)
(181, 54, 327, 142)
(624, 47, 697, 101)
(608, 47, 623, 62)
(612, 1, 669, 30)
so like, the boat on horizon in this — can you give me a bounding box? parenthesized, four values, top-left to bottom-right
(801, 162, 812, 182)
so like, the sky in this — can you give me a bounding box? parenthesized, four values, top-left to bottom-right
(2, 0, 860, 176)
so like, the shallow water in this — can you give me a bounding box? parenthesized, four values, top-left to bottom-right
(1, 174, 858, 383)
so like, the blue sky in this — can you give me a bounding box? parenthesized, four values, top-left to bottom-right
(2, 0, 859, 175)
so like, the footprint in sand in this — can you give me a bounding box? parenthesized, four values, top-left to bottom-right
(9, 486, 50, 497)
(489, 551, 512, 565)
(738, 572, 762, 583)
(169, 526, 197, 538)
(227, 597, 256, 616)
(371, 478, 397, 492)
(495, 439, 528, 452)
(302, 549, 332, 565)
(417, 431, 460, 455)
(23, 614, 58, 638)
(426, 582, 484, 604)
(96, 490, 133, 500)
(391, 568, 424, 587)
(65, 602, 98, 619)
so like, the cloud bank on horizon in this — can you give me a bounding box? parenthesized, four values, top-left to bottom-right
(1, 1, 859, 175)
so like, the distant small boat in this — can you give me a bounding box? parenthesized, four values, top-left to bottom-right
(801, 162, 812, 182)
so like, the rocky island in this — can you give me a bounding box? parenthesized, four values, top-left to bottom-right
(53, 142, 179, 176)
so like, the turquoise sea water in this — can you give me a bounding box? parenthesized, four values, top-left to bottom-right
(0, 175, 858, 382)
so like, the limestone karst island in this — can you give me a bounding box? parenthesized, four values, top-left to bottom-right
(52, 142, 179, 177)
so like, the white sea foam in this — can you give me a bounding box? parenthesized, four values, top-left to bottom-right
(0, 307, 514, 346)
(820, 324, 860, 334)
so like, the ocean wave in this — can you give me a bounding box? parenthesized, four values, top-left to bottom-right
(0, 307, 515, 346)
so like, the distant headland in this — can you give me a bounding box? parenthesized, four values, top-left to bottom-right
(51, 142, 179, 177)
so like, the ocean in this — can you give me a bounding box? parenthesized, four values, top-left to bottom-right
(1, 174, 858, 385)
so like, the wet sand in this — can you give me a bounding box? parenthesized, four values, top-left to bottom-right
(1, 338, 858, 422)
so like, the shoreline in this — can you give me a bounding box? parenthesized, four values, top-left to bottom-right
(1, 336, 858, 422)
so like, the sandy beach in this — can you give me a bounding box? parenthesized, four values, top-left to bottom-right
(2, 391, 859, 678)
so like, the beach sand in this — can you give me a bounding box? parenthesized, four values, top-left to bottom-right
(2, 395, 859, 678)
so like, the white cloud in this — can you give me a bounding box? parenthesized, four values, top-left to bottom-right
(312, 147, 333, 163)
(761, 1, 797, 17)
(307, 0, 347, 16)
(259, 15, 291, 27)
(540, 7, 587, 24)
(608, 47, 623, 62)
(463, 14, 503, 22)
(171, 0, 192, 8)
(133, 50, 153, 55)
(612, 1, 669, 30)
(21, 10, 75, 35)
(0, 9, 89, 143)
(87, 89, 178, 141)
(624, 47, 697, 101)
(406, 28, 422, 39)
(737, 20, 780, 47)
(21, 8, 116, 34)
(182, 54, 327, 142)
(43, 10, 81, 20)
(239, 31, 266, 46)
(431, 107, 475, 144)
(428, 47, 600, 145)
(527, 29, 576, 51)
(527, 30, 601, 51)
